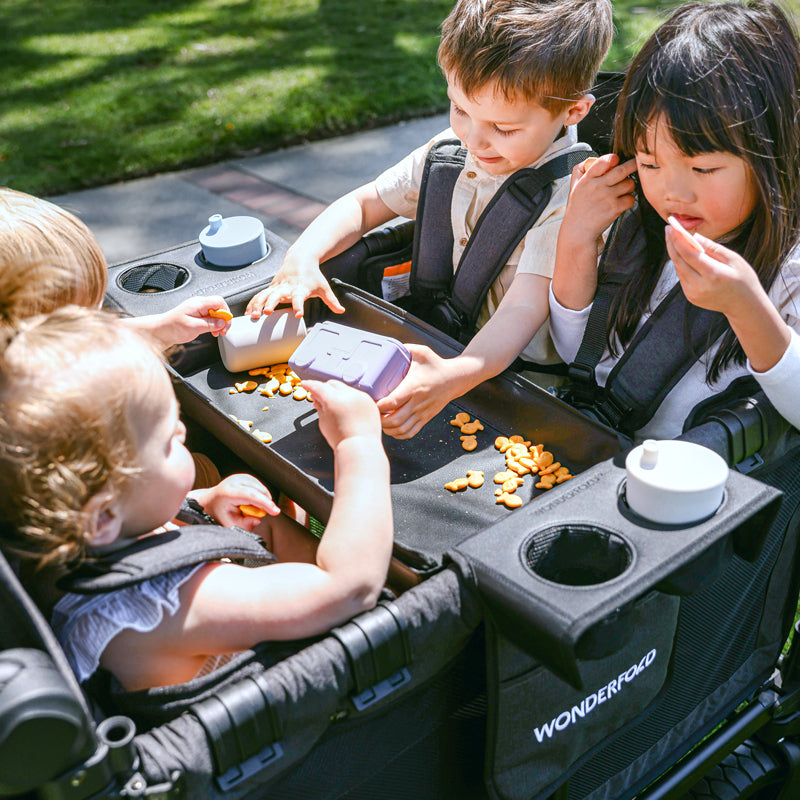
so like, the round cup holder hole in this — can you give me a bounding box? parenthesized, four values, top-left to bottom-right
(525, 524, 631, 586)
(117, 263, 189, 294)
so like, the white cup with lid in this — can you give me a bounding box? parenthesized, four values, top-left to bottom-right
(624, 439, 729, 525)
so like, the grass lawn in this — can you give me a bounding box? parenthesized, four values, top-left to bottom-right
(2, 0, 800, 196)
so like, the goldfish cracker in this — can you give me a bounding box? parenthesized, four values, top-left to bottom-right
(445, 477, 470, 492)
(539, 461, 561, 476)
(460, 419, 484, 435)
(466, 470, 484, 488)
(239, 504, 266, 518)
(502, 476, 524, 493)
(208, 307, 233, 321)
(496, 492, 523, 509)
(506, 459, 530, 476)
(494, 470, 516, 484)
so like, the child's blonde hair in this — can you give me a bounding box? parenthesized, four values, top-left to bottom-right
(0, 304, 164, 569)
(438, 0, 613, 113)
(0, 187, 108, 314)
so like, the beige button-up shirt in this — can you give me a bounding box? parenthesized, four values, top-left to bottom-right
(374, 125, 591, 363)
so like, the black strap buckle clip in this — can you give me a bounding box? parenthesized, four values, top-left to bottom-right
(567, 362, 597, 386)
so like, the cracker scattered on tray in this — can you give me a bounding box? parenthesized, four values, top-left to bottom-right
(446, 416, 574, 510)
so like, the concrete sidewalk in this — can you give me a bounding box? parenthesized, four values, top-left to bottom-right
(50, 113, 449, 267)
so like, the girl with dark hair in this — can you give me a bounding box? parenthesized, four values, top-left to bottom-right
(550, 0, 800, 440)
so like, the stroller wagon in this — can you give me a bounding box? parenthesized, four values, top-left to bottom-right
(4, 74, 800, 800)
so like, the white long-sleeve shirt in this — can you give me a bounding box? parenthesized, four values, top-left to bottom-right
(549, 248, 800, 441)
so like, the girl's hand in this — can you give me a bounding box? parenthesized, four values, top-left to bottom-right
(666, 228, 761, 319)
(552, 155, 637, 311)
(246, 253, 345, 320)
(667, 227, 792, 373)
(377, 344, 454, 439)
(563, 154, 638, 244)
(302, 379, 382, 449)
(189, 474, 280, 530)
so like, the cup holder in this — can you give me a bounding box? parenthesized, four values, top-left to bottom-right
(524, 524, 632, 586)
(116, 263, 190, 294)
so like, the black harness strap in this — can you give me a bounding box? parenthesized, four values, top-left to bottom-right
(603, 288, 726, 432)
(57, 524, 275, 595)
(409, 139, 465, 296)
(449, 151, 590, 336)
(410, 138, 592, 342)
(564, 206, 727, 434)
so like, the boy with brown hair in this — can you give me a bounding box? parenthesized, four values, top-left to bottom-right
(247, 0, 614, 437)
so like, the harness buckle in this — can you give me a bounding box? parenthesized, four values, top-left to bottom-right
(567, 362, 596, 386)
(594, 391, 631, 430)
(425, 295, 468, 342)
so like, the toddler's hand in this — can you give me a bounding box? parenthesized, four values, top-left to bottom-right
(157, 296, 233, 345)
(190, 473, 279, 530)
(302, 379, 381, 448)
(245, 253, 345, 320)
(377, 344, 453, 439)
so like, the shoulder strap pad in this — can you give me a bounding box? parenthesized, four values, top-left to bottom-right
(410, 138, 466, 296)
(449, 150, 589, 336)
(57, 525, 275, 595)
(565, 206, 727, 434)
(411, 140, 592, 340)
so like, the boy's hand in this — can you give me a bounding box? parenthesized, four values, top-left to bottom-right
(303, 379, 382, 449)
(564, 154, 638, 244)
(377, 344, 455, 439)
(189, 474, 280, 530)
(245, 253, 345, 320)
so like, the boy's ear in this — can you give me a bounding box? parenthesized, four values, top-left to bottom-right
(564, 93, 595, 127)
(83, 491, 123, 547)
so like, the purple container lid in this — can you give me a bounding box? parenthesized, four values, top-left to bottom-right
(289, 320, 411, 400)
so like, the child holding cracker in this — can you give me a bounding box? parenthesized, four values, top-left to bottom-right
(550, 0, 800, 440)
(0, 303, 393, 691)
(247, 0, 614, 438)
